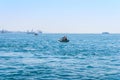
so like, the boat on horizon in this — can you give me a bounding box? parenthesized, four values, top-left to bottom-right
(102, 32, 110, 34)
(0, 29, 12, 33)
(27, 30, 42, 35)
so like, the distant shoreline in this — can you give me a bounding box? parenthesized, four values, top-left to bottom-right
(1, 32, 120, 34)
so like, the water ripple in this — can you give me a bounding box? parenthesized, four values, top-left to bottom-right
(0, 34, 120, 80)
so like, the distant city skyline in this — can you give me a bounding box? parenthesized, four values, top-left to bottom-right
(0, 0, 120, 33)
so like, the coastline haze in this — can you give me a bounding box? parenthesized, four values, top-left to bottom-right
(0, 0, 120, 33)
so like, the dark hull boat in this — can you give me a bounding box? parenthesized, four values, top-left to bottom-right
(34, 33, 38, 35)
(59, 36, 69, 42)
(59, 39, 69, 42)
(102, 32, 110, 34)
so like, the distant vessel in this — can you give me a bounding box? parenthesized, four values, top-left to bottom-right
(34, 33, 38, 35)
(37, 30, 42, 34)
(102, 32, 110, 34)
(27, 30, 34, 34)
(0, 29, 11, 33)
(27, 30, 42, 35)
(59, 36, 69, 42)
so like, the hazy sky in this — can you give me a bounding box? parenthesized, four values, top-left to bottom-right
(0, 0, 120, 33)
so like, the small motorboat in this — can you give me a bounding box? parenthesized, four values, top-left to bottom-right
(59, 36, 69, 42)
(59, 39, 69, 42)
(34, 33, 38, 35)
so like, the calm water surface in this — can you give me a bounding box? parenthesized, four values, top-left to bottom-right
(0, 33, 120, 80)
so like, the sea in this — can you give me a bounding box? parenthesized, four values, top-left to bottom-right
(0, 33, 120, 80)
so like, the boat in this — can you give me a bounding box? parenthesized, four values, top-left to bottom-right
(102, 32, 110, 34)
(59, 39, 69, 42)
(0, 29, 11, 33)
(34, 33, 38, 35)
(27, 30, 34, 34)
(59, 36, 69, 42)
(27, 30, 42, 36)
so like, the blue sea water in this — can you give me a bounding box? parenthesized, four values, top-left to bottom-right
(0, 33, 120, 80)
